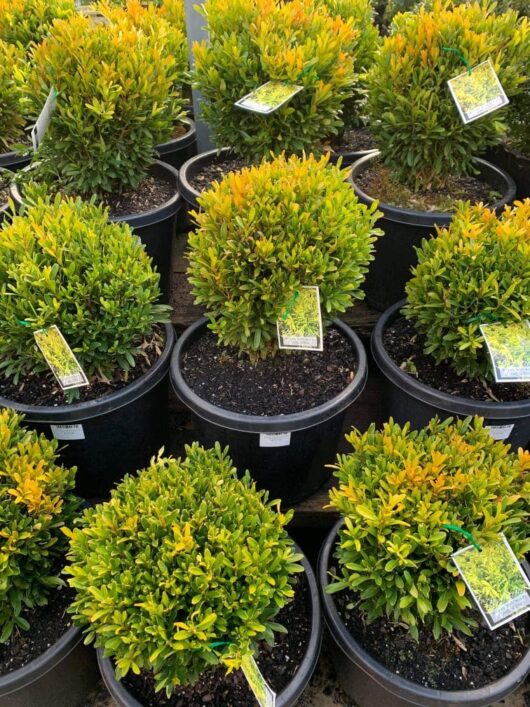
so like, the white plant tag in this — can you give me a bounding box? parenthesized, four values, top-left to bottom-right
(259, 432, 291, 448)
(452, 533, 530, 630)
(485, 424, 514, 441)
(447, 59, 509, 124)
(31, 88, 57, 150)
(480, 321, 530, 383)
(235, 81, 303, 115)
(34, 325, 89, 390)
(51, 423, 85, 441)
(240, 655, 276, 707)
(277, 286, 323, 352)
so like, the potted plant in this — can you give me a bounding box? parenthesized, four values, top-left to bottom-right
(372, 199, 530, 448)
(351, 0, 529, 311)
(179, 0, 357, 209)
(171, 153, 381, 503)
(0, 196, 175, 499)
(65, 443, 322, 706)
(11, 13, 185, 299)
(0, 40, 31, 172)
(319, 416, 530, 707)
(0, 0, 74, 49)
(0, 409, 98, 707)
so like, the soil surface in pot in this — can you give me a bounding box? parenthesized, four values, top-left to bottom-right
(171, 122, 188, 139)
(384, 317, 530, 403)
(0, 173, 9, 205)
(188, 156, 250, 194)
(0, 327, 165, 407)
(325, 128, 377, 156)
(181, 327, 357, 415)
(356, 161, 497, 211)
(100, 172, 176, 219)
(122, 573, 311, 706)
(0, 584, 74, 676)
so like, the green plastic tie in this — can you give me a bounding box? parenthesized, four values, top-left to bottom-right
(443, 524, 482, 552)
(465, 312, 498, 325)
(209, 641, 232, 649)
(282, 290, 300, 321)
(16, 319, 30, 327)
(442, 46, 472, 75)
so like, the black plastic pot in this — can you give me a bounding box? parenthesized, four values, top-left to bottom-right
(9, 160, 182, 302)
(0, 626, 98, 707)
(170, 318, 368, 504)
(319, 519, 530, 707)
(155, 119, 197, 170)
(97, 548, 322, 707)
(350, 152, 517, 312)
(0, 324, 175, 500)
(486, 142, 530, 200)
(328, 148, 377, 167)
(178, 146, 233, 211)
(0, 147, 31, 172)
(372, 301, 530, 448)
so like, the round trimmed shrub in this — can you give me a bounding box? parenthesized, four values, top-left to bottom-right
(0, 0, 75, 49)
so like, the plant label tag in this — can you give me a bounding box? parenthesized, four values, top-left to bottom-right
(34, 325, 89, 390)
(277, 286, 323, 352)
(235, 81, 303, 115)
(241, 655, 276, 707)
(485, 423, 514, 441)
(447, 59, 509, 124)
(480, 321, 530, 383)
(259, 432, 291, 448)
(51, 423, 85, 441)
(452, 533, 530, 630)
(31, 88, 57, 150)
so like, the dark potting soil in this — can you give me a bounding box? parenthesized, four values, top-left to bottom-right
(188, 156, 250, 194)
(181, 327, 357, 415)
(326, 128, 377, 155)
(334, 581, 528, 691)
(0, 584, 74, 676)
(0, 175, 9, 205)
(356, 161, 497, 211)
(102, 172, 176, 218)
(122, 574, 311, 707)
(384, 317, 530, 403)
(0, 327, 165, 407)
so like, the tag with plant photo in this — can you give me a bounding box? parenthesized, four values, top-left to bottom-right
(31, 88, 58, 150)
(277, 286, 323, 351)
(452, 533, 530, 630)
(447, 59, 509, 124)
(479, 321, 530, 383)
(240, 655, 276, 707)
(34, 325, 89, 390)
(235, 81, 303, 115)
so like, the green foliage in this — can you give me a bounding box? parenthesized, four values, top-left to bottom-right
(0, 40, 26, 151)
(193, 0, 358, 160)
(0, 409, 79, 642)
(65, 443, 302, 694)
(188, 153, 381, 359)
(366, 1, 530, 190)
(25, 13, 183, 196)
(328, 416, 530, 640)
(0, 196, 169, 389)
(403, 200, 530, 380)
(0, 0, 74, 49)
(506, 89, 530, 155)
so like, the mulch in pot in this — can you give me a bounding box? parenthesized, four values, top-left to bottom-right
(384, 317, 530, 403)
(122, 573, 312, 707)
(0, 584, 74, 677)
(188, 156, 250, 194)
(0, 172, 10, 205)
(181, 327, 357, 416)
(324, 128, 377, 157)
(102, 172, 176, 219)
(0, 327, 165, 407)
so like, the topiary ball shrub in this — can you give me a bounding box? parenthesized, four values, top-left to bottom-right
(0, 196, 169, 390)
(193, 0, 358, 160)
(0, 0, 74, 49)
(188, 153, 382, 360)
(403, 199, 530, 380)
(65, 443, 302, 694)
(0, 40, 26, 151)
(0, 408, 79, 642)
(328, 416, 530, 640)
(366, 0, 530, 191)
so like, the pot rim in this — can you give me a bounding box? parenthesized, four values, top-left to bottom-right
(156, 118, 196, 154)
(177, 146, 233, 209)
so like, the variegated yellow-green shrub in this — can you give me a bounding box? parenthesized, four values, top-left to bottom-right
(188, 153, 382, 360)
(193, 0, 358, 160)
(403, 200, 530, 380)
(0, 40, 26, 151)
(366, 1, 530, 190)
(0, 0, 74, 49)
(0, 409, 79, 642)
(65, 443, 302, 695)
(328, 417, 530, 640)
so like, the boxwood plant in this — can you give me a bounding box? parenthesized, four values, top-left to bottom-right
(403, 199, 530, 380)
(0, 409, 79, 642)
(366, 0, 530, 190)
(0, 40, 26, 151)
(328, 416, 530, 639)
(0, 196, 169, 395)
(65, 443, 303, 694)
(188, 153, 382, 360)
(0, 0, 74, 49)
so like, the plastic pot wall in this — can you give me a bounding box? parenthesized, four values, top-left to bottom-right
(486, 143, 530, 200)
(0, 149, 31, 172)
(155, 119, 197, 170)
